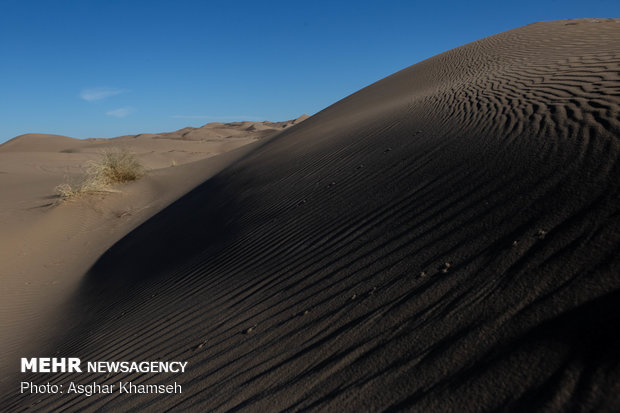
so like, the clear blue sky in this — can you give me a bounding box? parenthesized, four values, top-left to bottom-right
(1, 0, 619, 142)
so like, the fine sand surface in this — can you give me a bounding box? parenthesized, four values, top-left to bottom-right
(2, 19, 620, 411)
(0, 118, 307, 386)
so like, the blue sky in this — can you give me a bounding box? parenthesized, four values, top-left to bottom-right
(1, 0, 619, 143)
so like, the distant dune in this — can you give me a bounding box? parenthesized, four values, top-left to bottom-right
(2, 19, 620, 411)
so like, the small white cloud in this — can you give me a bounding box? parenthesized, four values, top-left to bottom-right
(80, 87, 127, 102)
(106, 107, 134, 118)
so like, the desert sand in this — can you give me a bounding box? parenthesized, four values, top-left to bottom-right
(2, 19, 620, 411)
(0, 117, 307, 386)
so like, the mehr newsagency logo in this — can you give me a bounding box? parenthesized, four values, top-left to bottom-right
(20, 357, 186, 396)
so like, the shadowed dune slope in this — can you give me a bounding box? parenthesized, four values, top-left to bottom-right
(5, 19, 620, 411)
(0, 117, 304, 378)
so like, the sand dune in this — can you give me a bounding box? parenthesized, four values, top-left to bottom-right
(3, 19, 620, 411)
(0, 119, 304, 392)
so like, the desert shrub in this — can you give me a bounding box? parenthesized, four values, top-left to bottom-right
(88, 148, 144, 185)
(55, 182, 79, 198)
(55, 148, 144, 199)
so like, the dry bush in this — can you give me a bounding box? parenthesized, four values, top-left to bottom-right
(55, 148, 144, 199)
(55, 183, 79, 198)
(90, 149, 144, 184)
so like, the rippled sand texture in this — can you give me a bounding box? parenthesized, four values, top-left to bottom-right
(3, 19, 620, 412)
